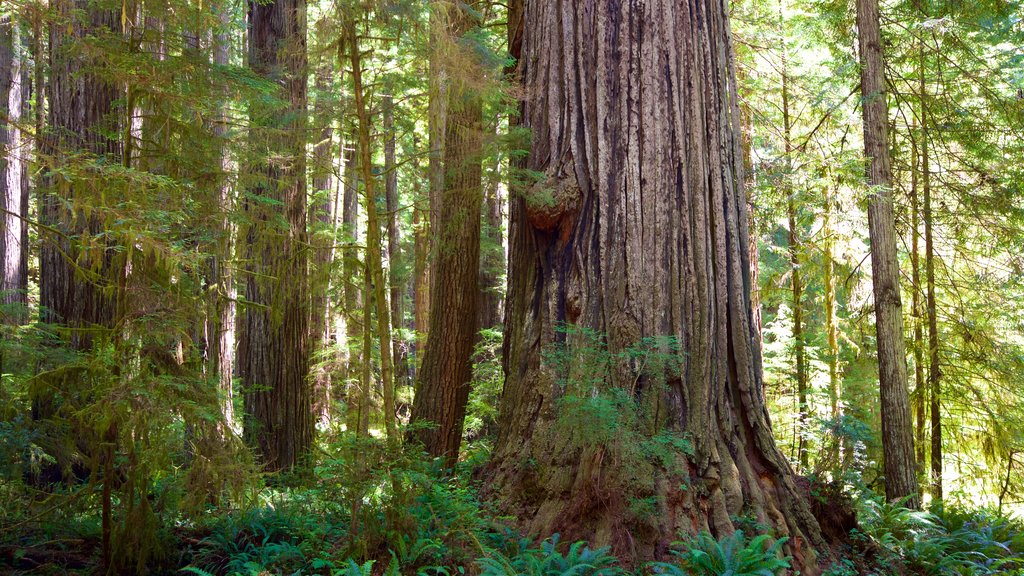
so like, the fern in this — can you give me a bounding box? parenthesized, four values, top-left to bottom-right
(651, 530, 790, 576)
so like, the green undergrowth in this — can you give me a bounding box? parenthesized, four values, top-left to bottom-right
(5, 445, 1024, 576)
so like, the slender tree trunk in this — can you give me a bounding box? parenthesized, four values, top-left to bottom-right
(489, 0, 823, 567)
(779, 28, 808, 471)
(857, 0, 919, 507)
(477, 119, 504, 334)
(419, 4, 448, 360)
(341, 143, 364, 433)
(204, 2, 237, 432)
(1, 17, 29, 323)
(412, 142, 430, 371)
(240, 0, 312, 471)
(310, 58, 335, 424)
(348, 21, 397, 441)
(921, 46, 942, 502)
(384, 95, 410, 394)
(409, 3, 484, 468)
(823, 186, 841, 420)
(910, 114, 926, 473)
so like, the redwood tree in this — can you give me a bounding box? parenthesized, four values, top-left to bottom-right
(1, 16, 29, 322)
(409, 2, 484, 467)
(239, 0, 312, 471)
(489, 0, 823, 567)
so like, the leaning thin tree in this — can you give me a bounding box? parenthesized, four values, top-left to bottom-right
(489, 0, 823, 569)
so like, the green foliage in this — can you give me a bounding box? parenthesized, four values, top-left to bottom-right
(650, 531, 790, 576)
(856, 495, 1024, 574)
(477, 534, 621, 576)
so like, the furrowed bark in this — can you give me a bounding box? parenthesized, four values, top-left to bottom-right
(856, 0, 919, 507)
(409, 2, 484, 468)
(489, 0, 823, 569)
(240, 0, 313, 471)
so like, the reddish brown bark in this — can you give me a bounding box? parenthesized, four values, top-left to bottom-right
(489, 0, 823, 568)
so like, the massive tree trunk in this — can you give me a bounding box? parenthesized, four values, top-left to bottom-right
(489, 0, 822, 568)
(408, 3, 484, 467)
(240, 0, 312, 471)
(1, 17, 29, 323)
(856, 0, 919, 507)
(40, 0, 120, 344)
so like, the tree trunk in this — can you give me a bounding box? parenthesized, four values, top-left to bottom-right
(419, 4, 448, 361)
(310, 57, 335, 424)
(413, 142, 430, 371)
(348, 21, 397, 441)
(779, 28, 808, 471)
(240, 0, 312, 471)
(921, 50, 942, 503)
(488, 0, 823, 567)
(477, 119, 505, 334)
(41, 0, 121, 345)
(823, 186, 841, 421)
(341, 143, 364, 433)
(384, 95, 410, 394)
(408, 3, 484, 468)
(1, 16, 29, 323)
(205, 2, 237, 431)
(856, 0, 919, 507)
(910, 112, 925, 474)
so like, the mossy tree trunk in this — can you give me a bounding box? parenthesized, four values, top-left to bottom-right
(409, 2, 484, 467)
(240, 0, 312, 471)
(489, 0, 823, 569)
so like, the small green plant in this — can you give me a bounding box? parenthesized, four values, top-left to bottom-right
(651, 530, 790, 576)
(477, 533, 621, 576)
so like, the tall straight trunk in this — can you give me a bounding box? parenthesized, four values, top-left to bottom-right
(412, 142, 430, 369)
(341, 143, 364, 433)
(41, 0, 120, 344)
(384, 95, 410, 392)
(204, 2, 236, 431)
(910, 114, 926, 473)
(419, 5, 448, 360)
(736, 67, 762, 357)
(489, 0, 822, 567)
(857, 0, 919, 507)
(779, 27, 808, 470)
(240, 0, 312, 471)
(921, 47, 942, 502)
(409, 3, 484, 468)
(823, 186, 841, 420)
(348, 21, 397, 441)
(41, 1, 122, 566)
(310, 59, 335, 423)
(477, 119, 504, 333)
(1, 17, 29, 323)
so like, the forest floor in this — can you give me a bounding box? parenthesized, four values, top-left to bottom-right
(3, 452, 1023, 576)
